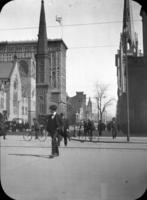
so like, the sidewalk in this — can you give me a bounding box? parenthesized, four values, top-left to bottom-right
(0, 135, 147, 200)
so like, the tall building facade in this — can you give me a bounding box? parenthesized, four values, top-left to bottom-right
(0, 0, 67, 120)
(36, 0, 67, 116)
(115, 0, 147, 135)
(67, 92, 87, 124)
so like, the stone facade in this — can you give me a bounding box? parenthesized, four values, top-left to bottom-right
(116, 2, 147, 135)
(36, 40, 67, 116)
(0, 82, 6, 114)
(0, 46, 36, 125)
(0, 0, 67, 120)
(0, 61, 27, 121)
(36, 0, 67, 116)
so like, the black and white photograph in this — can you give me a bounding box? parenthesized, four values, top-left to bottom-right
(0, 0, 147, 199)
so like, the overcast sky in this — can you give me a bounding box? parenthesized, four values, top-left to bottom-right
(0, 0, 142, 116)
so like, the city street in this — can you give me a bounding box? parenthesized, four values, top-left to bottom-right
(0, 135, 147, 200)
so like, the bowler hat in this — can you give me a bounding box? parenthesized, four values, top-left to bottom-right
(49, 105, 57, 111)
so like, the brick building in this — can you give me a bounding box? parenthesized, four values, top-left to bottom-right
(67, 92, 87, 124)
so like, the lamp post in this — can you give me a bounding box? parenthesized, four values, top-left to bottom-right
(125, 54, 130, 142)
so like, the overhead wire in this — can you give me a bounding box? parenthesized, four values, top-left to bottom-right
(0, 19, 141, 50)
(0, 19, 141, 31)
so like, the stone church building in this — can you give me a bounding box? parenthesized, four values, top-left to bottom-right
(115, 0, 147, 135)
(0, 0, 67, 123)
(0, 60, 29, 121)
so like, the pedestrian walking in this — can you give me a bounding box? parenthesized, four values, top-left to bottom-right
(111, 117, 118, 139)
(87, 119, 95, 141)
(46, 105, 62, 158)
(83, 120, 88, 139)
(59, 113, 70, 146)
(33, 118, 40, 139)
(0, 112, 7, 139)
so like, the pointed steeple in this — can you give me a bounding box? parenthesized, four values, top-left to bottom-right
(88, 97, 92, 106)
(140, 8, 147, 56)
(122, 0, 138, 53)
(37, 0, 48, 54)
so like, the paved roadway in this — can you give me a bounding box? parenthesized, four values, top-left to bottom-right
(0, 135, 147, 200)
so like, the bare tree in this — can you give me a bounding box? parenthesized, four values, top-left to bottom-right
(95, 82, 115, 122)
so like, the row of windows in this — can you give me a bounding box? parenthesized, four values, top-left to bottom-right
(0, 46, 36, 53)
(22, 106, 28, 115)
(49, 52, 60, 67)
(39, 103, 45, 114)
(0, 97, 4, 109)
(37, 72, 60, 88)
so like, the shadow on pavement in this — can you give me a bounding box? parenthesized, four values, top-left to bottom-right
(8, 153, 50, 159)
(71, 138, 147, 144)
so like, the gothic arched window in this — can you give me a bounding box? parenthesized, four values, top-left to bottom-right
(52, 71, 56, 88)
(19, 60, 29, 77)
(13, 78, 18, 115)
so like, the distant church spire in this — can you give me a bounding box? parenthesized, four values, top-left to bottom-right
(37, 0, 48, 54)
(122, 0, 138, 54)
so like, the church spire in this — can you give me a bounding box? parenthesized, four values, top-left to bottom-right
(37, 0, 48, 54)
(122, 0, 138, 53)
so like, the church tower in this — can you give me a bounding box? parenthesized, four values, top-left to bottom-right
(35, 0, 67, 117)
(122, 0, 138, 55)
(116, 0, 147, 135)
(116, 0, 138, 133)
(87, 97, 92, 120)
(36, 0, 50, 116)
(116, 0, 138, 96)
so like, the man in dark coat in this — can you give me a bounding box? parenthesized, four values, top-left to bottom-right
(0, 112, 7, 139)
(87, 119, 95, 141)
(111, 117, 118, 139)
(46, 105, 62, 158)
(59, 113, 70, 146)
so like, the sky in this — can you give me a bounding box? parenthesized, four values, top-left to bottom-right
(0, 0, 142, 116)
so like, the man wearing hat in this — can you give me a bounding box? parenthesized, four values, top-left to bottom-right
(46, 105, 62, 158)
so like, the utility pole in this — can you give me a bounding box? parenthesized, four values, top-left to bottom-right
(124, 29, 130, 142)
(125, 49, 130, 142)
(123, 0, 131, 142)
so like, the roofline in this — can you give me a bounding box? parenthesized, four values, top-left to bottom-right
(0, 38, 68, 49)
(0, 77, 10, 80)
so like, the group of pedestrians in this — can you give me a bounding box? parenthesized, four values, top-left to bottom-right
(83, 119, 95, 141)
(75, 117, 119, 140)
(0, 111, 7, 139)
(1, 104, 119, 158)
(98, 118, 118, 139)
